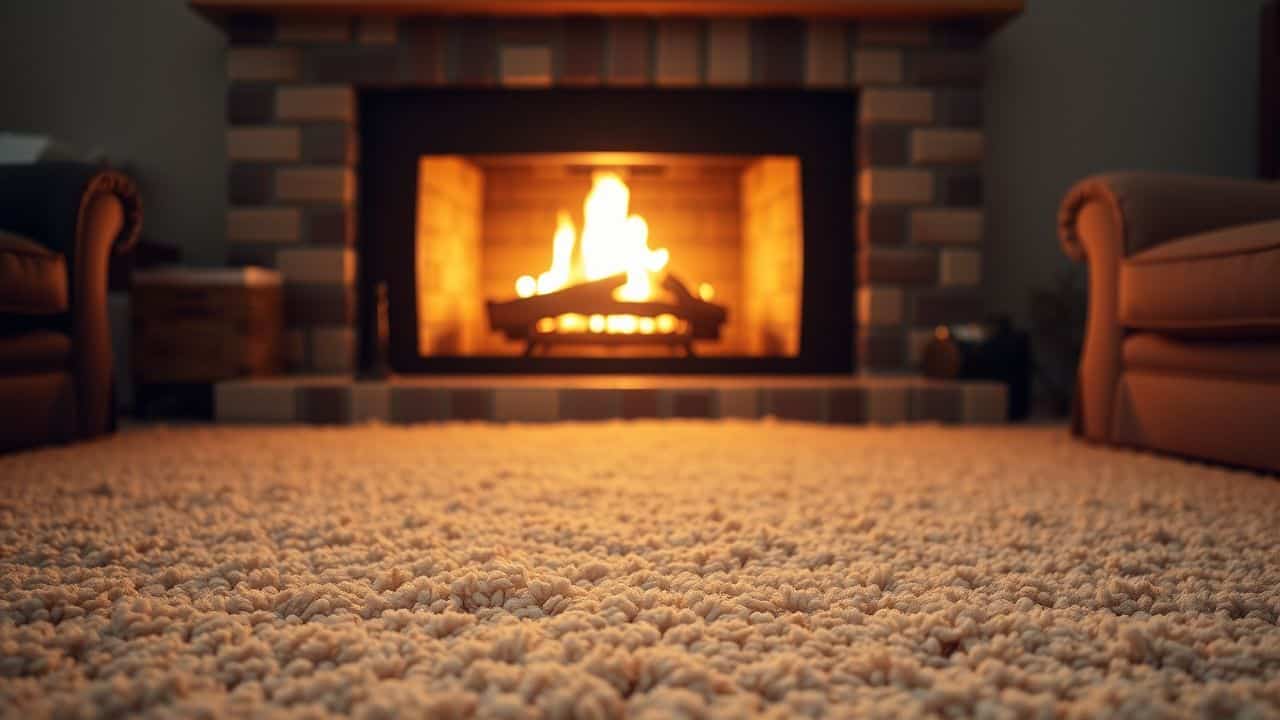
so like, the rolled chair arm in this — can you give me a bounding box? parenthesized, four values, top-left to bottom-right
(1059, 171, 1280, 262)
(0, 163, 141, 259)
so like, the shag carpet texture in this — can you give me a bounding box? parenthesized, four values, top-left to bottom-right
(2, 423, 1279, 719)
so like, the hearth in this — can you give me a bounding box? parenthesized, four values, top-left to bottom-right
(360, 88, 855, 374)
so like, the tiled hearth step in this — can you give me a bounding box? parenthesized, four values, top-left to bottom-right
(215, 376, 1007, 425)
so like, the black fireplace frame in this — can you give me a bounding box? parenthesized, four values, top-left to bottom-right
(358, 87, 856, 374)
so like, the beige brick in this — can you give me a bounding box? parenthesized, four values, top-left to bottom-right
(278, 18, 350, 44)
(707, 19, 749, 86)
(962, 382, 1008, 424)
(856, 23, 930, 47)
(215, 379, 297, 423)
(908, 327, 937, 368)
(656, 21, 701, 87)
(852, 48, 903, 85)
(276, 166, 355, 204)
(311, 326, 355, 373)
(860, 88, 934, 125)
(940, 248, 982, 286)
(277, 86, 355, 122)
(227, 207, 301, 244)
(719, 388, 759, 419)
(357, 17, 398, 45)
(911, 208, 984, 245)
(277, 247, 355, 285)
(805, 21, 847, 87)
(857, 286, 904, 327)
(494, 388, 559, 422)
(227, 127, 300, 162)
(501, 46, 553, 87)
(911, 129, 985, 165)
(351, 383, 391, 422)
(865, 385, 909, 424)
(859, 168, 934, 206)
(228, 48, 299, 82)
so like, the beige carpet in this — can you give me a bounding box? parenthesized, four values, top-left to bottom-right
(1, 423, 1279, 719)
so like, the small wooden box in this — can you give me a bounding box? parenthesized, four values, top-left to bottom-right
(132, 267, 283, 383)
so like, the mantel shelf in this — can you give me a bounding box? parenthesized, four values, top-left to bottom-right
(190, 0, 1023, 23)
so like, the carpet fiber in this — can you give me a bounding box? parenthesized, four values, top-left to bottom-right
(2, 423, 1279, 718)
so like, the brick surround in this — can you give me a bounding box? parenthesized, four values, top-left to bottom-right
(219, 13, 991, 373)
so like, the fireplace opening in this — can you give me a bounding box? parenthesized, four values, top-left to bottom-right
(360, 88, 855, 374)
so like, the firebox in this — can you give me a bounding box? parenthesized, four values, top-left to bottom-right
(360, 88, 855, 374)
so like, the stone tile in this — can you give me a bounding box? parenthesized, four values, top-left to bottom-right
(707, 19, 749, 86)
(350, 383, 391, 422)
(857, 286, 904, 326)
(227, 85, 275, 125)
(856, 23, 930, 47)
(962, 383, 1008, 424)
(860, 248, 938, 285)
(865, 384, 909, 423)
(494, 388, 559, 422)
(301, 124, 355, 164)
(449, 389, 493, 420)
(501, 45, 553, 87)
(768, 388, 826, 422)
(285, 284, 354, 326)
(938, 171, 983, 206)
(559, 389, 620, 420)
(913, 290, 984, 326)
(750, 19, 804, 86)
(390, 387, 447, 423)
(937, 89, 983, 127)
(672, 390, 715, 418)
(805, 21, 848, 87)
(859, 168, 934, 206)
(226, 13, 276, 45)
(215, 380, 296, 423)
(311, 326, 355, 374)
(828, 388, 867, 423)
(910, 384, 962, 423)
(228, 207, 301, 244)
(227, 127, 300, 162)
(277, 247, 354, 285)
(228, 48, 299, 82)
(852, 48, 902, 85)
(297, 385, 350, 425)
(858, 329, 907, 370)
(276, 86, 354, 122)
(718, 388, 759, 419)
(562, 17, 606, 85)
(656, 20, 702, 87)
(455, 18, 498, 85)
(858, 125, 908, 166)
(861, 88, 934, 125)
(357, 17, 398, 46)
(278, 18, 351, 44)
(910, 208, 983, 245)
(911, 50, 984, 86)
(608, 19, 653, 86)
(911, 128, 984, 165)
(621, 389, 660, 418)
(860, 206, 908, 246)
(276, 167, 355, 204)
(306, 207, 354, 246)
(940, 248, 982, 287)
(306, 47, 401, 84)
(404, 19, 446, 84)
(228, 164, 273, 205)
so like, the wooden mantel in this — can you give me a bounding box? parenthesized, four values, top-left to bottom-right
(190, 0, 1023, 22)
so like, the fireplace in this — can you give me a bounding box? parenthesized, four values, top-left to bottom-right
(360, 88, 854, 373)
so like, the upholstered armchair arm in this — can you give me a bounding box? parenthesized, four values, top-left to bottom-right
(0, 163, 142, 439)
(1057, 172, 1280, 443)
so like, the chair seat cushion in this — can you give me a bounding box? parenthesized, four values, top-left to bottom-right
(0, 230, 68, 315)
(1120, 218, 1280, 338)
(0, 330, 72, 373)
(1123, 333, 1280, 380)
